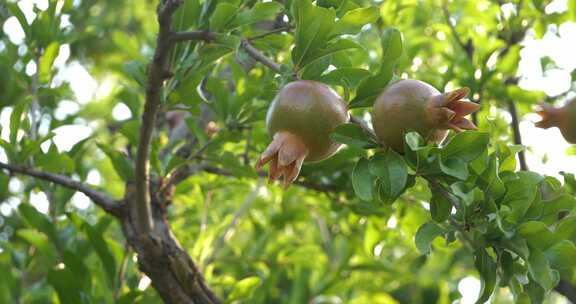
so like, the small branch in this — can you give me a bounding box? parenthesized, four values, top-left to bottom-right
(170, 30, 216, 43)
(29, 52, 41, 141)
(0, 162, 122, 217)
(114, 242, 131, 301)
(134, 0, 182, 234)
(172, 31, 284, 75)
(350, 115, 376, 139)
(243, 129, 251, 166)
(426, 177, 463, 213)
(442, 3, 473, 60)
(247, 26, 291, 41)
(507, 99, 528, 171)
(240, 39, 282, 73)
(173, 164, 340, 193)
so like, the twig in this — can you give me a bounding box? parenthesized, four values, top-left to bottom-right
(350, 115, 376, 139)
(134, 0, 182, 234)
(180, 164, 341, 193)
(29, 52, 41, 141)
(114, 242, 131, 301)
(247, 26, 291, 40)
(507, 99, 528, 171)
(0, 162, 122, 217)
(442, 3, 473, 59)
(243, 129, 251, 166)
(240, 39, 282, 73)
(170, 30, 216, 43)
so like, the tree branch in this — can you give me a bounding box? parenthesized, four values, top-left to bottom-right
(172, 164, 340, 193)
(134, 0, 182, 234)
(442, 3, 473, 60)
(172, 30, 283, 73)
(170, 30, 216, 43)
(0, 162, 123, 217)
(247, 26, 292, 41)
(240, 39, 282, 73)
(507, 99, 528, 171)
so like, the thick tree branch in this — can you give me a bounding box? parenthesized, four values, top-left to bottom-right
(135, 0, 182, 234)
(0, 162, 123, 217)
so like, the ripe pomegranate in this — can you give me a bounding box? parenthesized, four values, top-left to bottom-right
(535, 99, 576, 143)
(256, 80, 349, 187)
(372, 79, 480, 152)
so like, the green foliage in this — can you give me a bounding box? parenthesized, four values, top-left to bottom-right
(1, 0, 575, 303)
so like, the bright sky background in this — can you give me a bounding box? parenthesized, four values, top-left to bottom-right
(0, 0, 575, 302)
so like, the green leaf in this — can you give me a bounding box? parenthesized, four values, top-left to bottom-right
(36, 144, 76, 174)
(319, 68, 371, 88)
(300, 39, 363, 69)
(291, 0, 336, 69)
(545, 240, 576, 279)
(0, 171, 9, 201)
(517, 221, 560, 251)
(62, 249, 91, 290)
(47, 268, 88, 304)
(556, 216, 576, 241)
(18, 203, 59, 248)
(123, 61, 147, 87)
(540, 194, 576, 224)
(39, 42, 60, 84)
(68, 213, 117, 288)
(237, 2, 283, 27)
(10, 98, 30, 144)
(439, 157, 469, 180)
(330, 7, 379, 37)
(476, 154, 505, 200)
(209, 3, 238, 31)
(441, 132, 489, 162)
(474, 249, 497, 304)
(330, 123, 376, 149)
(369, 149, 408, 202)
(352, 157, 373, 201)
(501, 175, 540, 224)
(415, 222, 445, 254)
(7, 3, 30, 36)
(350, 28, 403, 108)
(430, 188, 452, 222)
(527, 247, 560, 291)
(228, 276, 262, 301)
(97, 144, 134, 181)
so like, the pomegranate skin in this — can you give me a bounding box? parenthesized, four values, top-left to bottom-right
(535, 99, 576, 143)
(265, 80, 349, 161)
(257, 80, 349, 187)
(372, 79, 480, 152)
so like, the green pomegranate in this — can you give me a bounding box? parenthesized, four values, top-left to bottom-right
(256, 80, 349, 187)
(372, 79, 480, 152)
(535, 98, 576, 143)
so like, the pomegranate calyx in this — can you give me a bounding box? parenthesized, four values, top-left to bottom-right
(441, 87, 479, 132)
(256, 131, 308, 188)
(534, 103, 561, 129)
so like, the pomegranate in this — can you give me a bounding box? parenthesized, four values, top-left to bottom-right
(256, 80, 350, 187)
(372, 79, 480, 152)
(535, 99, 576, 143)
